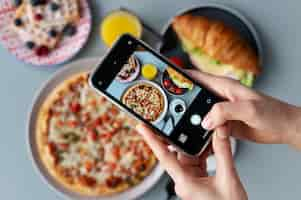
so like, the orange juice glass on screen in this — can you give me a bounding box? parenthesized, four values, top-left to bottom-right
(101, 10, 143, 47)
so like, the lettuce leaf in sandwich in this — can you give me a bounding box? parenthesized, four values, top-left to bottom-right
(166, 67, 194, 90)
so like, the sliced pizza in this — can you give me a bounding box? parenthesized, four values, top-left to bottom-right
(36, 72, 157, 196)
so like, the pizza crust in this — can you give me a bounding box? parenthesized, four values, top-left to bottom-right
(35, 72, 157, 196)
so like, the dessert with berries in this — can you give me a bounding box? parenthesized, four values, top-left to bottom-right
(12, 0, 80, 56)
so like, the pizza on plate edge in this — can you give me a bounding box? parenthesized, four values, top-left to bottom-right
(35, 72, 157, 196)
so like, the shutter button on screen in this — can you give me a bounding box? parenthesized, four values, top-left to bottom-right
(190, 114, 202, 126)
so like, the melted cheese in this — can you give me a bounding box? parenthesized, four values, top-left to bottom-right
(47, 79, 153, 184)
(120, 152, 136, 169)
(60, 144, 81, 168)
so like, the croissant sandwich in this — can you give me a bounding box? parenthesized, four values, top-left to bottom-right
(166, 67, 194, 90)
(172, 14, 261, 87)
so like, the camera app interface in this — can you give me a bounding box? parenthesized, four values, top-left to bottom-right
(106, 46, 202, 136)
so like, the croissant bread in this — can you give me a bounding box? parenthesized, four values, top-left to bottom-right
(172, 14, 261, 86)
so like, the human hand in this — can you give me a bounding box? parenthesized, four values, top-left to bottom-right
(187, 70, 301, 150)
(136, 124, 247, 200)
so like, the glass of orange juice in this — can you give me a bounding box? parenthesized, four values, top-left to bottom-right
(100, 10, 143, 47)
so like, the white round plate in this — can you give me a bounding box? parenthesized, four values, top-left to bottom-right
(0, 0, 92, 67)
(121, 80, 169, 125)
(116, 55, 141, 83)
(158, 3, 263, 65)
(27, 57, 164, 200)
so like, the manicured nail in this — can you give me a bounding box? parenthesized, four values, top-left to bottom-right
(202, 116, 212, 130)
(216, 130, 228, 139)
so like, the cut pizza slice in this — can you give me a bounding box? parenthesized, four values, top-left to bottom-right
(36, 73, 157, 196)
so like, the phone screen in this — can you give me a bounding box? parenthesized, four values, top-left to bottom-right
(105, 47, 202, 136)
(90, 34, 220, 155)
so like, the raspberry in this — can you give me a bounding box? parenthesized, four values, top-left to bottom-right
(34, 14, 43, 21)
(35, 46, 49, 57)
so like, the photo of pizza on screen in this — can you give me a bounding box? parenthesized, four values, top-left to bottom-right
(106, 46, 202, 136)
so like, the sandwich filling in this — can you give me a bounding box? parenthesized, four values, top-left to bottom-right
(181, 37, 254, 87)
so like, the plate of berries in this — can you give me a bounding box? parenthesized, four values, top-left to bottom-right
(0, 0, 91, 66)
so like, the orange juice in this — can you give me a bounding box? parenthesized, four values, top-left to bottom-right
(101, 10, 142, 47)
(142, 64, 158, 80)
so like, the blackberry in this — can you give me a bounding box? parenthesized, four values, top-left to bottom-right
(49, 29, 57, 38)
(14, 0, 22, 7)
(50, 2, 60, 11)
(31, 0, 46, 6)
(63, 24, 77, 36)
(25, 41, 35, 49)
(14, 18, 22, 26)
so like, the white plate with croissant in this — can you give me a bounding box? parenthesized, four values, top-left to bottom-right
(158, 3, 264, 171)
(158, 3, 263, 87)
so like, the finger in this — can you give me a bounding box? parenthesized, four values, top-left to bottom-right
(136, 123, 185, 181)
(185, 166, 205, 177)
(177, 153, 200, 166)
(202, 100, 257, 130)
(213, 125, 238, 180)
(186, 70, 259, 101)
(230, 121, 280, 144)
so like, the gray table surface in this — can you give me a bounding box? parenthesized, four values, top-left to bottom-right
(1, 0, 301, 199)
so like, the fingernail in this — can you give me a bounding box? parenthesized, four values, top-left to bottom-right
(202, 116, 212, 130)
(216, 130, 228, 139)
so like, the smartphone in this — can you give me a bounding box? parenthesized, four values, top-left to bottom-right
(89, 34, 221, 156)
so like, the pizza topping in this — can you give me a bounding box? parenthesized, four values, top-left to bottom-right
(81, 113, 90, 123)
(78, 175, 97, 187)
(84, 161, 94, 173)
(57, 143, 69, 151)
(88, 129, 98, 141)
(47, 142, 57, 155)
(120, 152, 136, 169)
(106, 176, 122, 188)
(69, 102, 81, 113)
(67, 120, 79, 128)
(61, 132, 80, 143)
(112, 146, 121, 160)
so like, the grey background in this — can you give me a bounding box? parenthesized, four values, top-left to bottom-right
(0, 0, 300, 200)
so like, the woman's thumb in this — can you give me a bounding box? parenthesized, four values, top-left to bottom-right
(213, 125, 238, 181)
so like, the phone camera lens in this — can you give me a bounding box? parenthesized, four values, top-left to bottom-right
(128, 41, 133, 45)
(175, 104, 184, 113)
